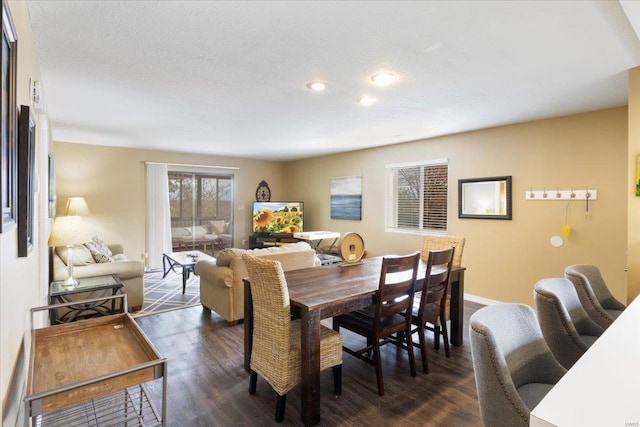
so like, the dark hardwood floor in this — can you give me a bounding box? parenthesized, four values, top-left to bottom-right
(136, 301, 484, 426)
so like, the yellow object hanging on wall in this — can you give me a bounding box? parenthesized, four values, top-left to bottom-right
(561, 224, 571, 238)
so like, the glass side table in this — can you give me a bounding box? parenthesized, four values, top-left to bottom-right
(49, 274, 125, 324)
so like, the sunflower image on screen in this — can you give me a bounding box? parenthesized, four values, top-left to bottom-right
(252, 202, 304, 234)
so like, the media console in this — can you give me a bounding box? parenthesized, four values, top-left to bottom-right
(249, 234, 299, 249)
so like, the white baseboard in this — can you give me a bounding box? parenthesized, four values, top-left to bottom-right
(464, 293, 502, 306)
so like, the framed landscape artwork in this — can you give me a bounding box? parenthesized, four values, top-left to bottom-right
(18, 105, 35, 256)
(330, 175, 362, 220)
(1, 0, 17, 233)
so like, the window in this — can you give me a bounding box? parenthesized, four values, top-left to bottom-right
(168, 172, 233, 227)
(385, 159, 448, 233)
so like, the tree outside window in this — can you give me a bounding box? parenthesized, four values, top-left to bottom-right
(169, 172, 232, 227)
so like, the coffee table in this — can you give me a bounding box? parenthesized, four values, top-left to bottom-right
(162, 250, 215, 294)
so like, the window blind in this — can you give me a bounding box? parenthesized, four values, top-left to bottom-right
(385, 159, 448, 232)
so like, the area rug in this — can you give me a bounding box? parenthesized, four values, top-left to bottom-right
(133, 270, 200, 318)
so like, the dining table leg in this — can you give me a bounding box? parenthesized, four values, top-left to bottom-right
(450, 268, 465, 346)
(300, 307, 322, 426)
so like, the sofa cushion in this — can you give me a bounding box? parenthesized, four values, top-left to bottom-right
(251, 241, 312, 255)
(56, 245, 96, 266)
(215, 242, 314, 267)
(192, 226, 207, 236)
(84, 236, 114, 263)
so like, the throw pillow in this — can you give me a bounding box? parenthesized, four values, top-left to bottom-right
(209, 220, 226, 234)
(84, 236, 114, 263)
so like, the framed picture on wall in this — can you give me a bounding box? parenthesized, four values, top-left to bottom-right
(1, 0, 17, 233)
(330, 175, 362, 220)
(18, 105, 35, 256)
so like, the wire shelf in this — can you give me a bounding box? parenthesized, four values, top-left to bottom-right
(34, 384, 161, 427)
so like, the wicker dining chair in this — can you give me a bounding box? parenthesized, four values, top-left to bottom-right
(332, 252, 421, 396)
(410, 246, 455, 373)
(421, 235, 465, 267)
(242, 253, 343, 422)
(420, 235, 466, 350)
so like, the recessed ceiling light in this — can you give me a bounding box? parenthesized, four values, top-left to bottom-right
(306, 81, 327, 91)
(370, 72, 398, 86)
(357, 96, 378, 106)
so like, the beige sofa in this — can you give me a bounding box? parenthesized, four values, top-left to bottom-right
(195, 241, 320, 325)
(52, 244, 145, 311)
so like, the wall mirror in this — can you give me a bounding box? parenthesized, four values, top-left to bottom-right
(458, 176, 512, 220)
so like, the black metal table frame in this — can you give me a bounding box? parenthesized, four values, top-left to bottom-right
(162, 253, 198, 294)
(49, 276, 124, 324)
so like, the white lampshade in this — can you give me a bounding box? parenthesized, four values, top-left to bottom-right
(48, 216, 91, 247)
(64, 197, 90, 216)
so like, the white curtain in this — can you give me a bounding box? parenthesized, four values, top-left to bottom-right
(145, 163, 172, 270)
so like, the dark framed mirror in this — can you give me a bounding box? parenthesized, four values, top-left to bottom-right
(458, 176, 512, 220)
(18, 105, 35, 256)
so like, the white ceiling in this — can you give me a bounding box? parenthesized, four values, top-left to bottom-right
(25, 1, 640, 161)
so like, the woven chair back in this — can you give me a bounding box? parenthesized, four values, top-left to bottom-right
(242, 254, 292, 377)
(421, 235, 466, 266)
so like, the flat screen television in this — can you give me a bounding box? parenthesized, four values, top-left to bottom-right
(252, 201, 304, 235)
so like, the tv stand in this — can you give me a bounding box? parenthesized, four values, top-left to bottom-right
(249, 234, 299, 249)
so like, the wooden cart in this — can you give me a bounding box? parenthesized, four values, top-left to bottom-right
(24, 295, 167, 426)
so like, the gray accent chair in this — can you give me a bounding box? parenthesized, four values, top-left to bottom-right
(534, 278, 604, 369)
(470, 304, 566, 427)
(564, 264, 626, 329)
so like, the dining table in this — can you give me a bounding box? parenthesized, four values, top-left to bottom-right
(243, 256, 466, 426)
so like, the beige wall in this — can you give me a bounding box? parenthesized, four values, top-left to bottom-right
(628, 68, 640, 300)
(0, 2, 49, 425)
(52, 143, 288, 265)
(54, 107, 630, 307)
(285, 107, 630, 305)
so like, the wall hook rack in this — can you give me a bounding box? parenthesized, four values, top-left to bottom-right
(525, 188, 597, 201)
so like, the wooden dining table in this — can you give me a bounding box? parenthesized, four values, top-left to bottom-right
(243, 256, 466, 426)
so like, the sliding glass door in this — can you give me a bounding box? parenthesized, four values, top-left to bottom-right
(168, 172, 234, 255)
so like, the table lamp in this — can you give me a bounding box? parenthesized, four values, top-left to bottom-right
(48, 216, 91, 287)
(64, 197, 90, 216)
